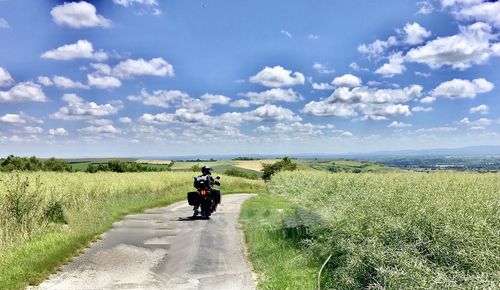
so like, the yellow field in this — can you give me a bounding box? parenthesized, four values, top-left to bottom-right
(233, 159, 279, 172)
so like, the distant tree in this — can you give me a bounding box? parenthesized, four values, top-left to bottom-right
(262, 157, 297, 181)
(191, 164, 201, 172)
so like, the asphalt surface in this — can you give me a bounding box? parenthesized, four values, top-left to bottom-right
(33, 194, 256, 290)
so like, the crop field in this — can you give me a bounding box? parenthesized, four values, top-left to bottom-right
(241, 171, 500, 289)
(0, 171, 264, 289)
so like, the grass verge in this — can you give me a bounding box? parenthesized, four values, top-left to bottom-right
(240, 195, 324, 289)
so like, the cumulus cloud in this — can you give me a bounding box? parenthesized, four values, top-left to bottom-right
(113, 0, 158, 7)
(349, 62, 369, 72)
(53, 76, 89, 89)
(48, 128, 68, 136)
(0, 113, 27, 124)
(37, 76, 53, 86)
(313, 63, 335, 74)
(119, 117, 132, 124)
(87, 74, 122, 89)
(332, 74, 362, 87)
(358, 36, 398, 59)
(469, 104, 489, 114)
(459, 116, 492, 130)
(51, 93, 121, 120)
(303, 85, 422, 120)
(417, 1, 434, 14)
(251, 104, 301, 122)
(442, 0, 500, 29)
(402, 22, 431, 45)
(406, 22, 499, 69)
(312, 82, 334, 90)
(256, 122, 335, 137)
(51, 1, 111, 28)
(79, 124, 120, 135)
(200, 93, 231, 105)
(388, 121, 412, 128)
(112, 58, 174, 78)
(420, 96, 436, 103)
(229, 99, 251, 108)
(416, 126, 457, 133)
(431, 78, 494, 99)
(41, 40, 108, 61)
(412, 106, 433, 112)
(0, 67, 14, 87)
(240, 88, 303, 104)
(0, 82, 48, 103)
(249, 66, 305, 88)
(375, 52, 406, 77)
(128, 89, 190, 108)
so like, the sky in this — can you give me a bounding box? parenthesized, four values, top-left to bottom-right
(0, 0, 499, 157)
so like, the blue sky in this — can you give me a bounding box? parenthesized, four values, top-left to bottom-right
(0, 0, 499, 157)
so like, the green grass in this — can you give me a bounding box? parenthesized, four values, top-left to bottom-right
(240, 195, 323, 289)
(0, 172, 264, 290)
(242, 171, 500, 289)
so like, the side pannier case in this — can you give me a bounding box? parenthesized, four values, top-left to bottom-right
(187, 191, 199, 205)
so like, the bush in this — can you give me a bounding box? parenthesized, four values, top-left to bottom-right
(224, 168, 259, 179)
(85, 160, 169, 173)
(262, 157, 297, 181)
(0, 156, 72, 172)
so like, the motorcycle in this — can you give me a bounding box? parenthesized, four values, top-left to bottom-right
(187, 175, 221, 219)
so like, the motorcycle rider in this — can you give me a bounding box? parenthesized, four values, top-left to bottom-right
(193, 166, 221, 213)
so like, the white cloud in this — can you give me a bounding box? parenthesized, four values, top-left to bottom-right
(53, 76, 89, 89)
(0, 67, 14, 87)
(0, 113, 27, 124)
(200, 93, 230, 105)
(358, 36, 398, 59)
(406, 22, 498, 70)
(0, 18, 9, 29)
(87, 74, 122, 89)
(281, 30, 292, 38)
(90, 63, 111, 75)
(388, 121, 412, 128)
(0, 82, 48, 103)
(308, 34, 319, 40)
(412, 106, 433, 112)
(112, 58, 174, 78)
(415, 71, 431, 77)
(420, 96, 436, 103)
(22, 127, 44, 134)
(41, 40, 108, 61)
(51, 93, 121, 120)
(230, 99, 251, 108)
(417, 1, 434, 14)
(249, 66, 305, 88)
(251, 104, 301, 122)
(87, 119, 114, 126)
(312, 82, 334, 90)
(37, 76, 53, 86)
(416, 126, 457, 133)
(349, 62, 369, 72)
(443, 0, 500, 29)
(240, 88, 302, 104)
(313, 63, 335, 74)
(332, 74, 362, 87)
(51, 1, 111, 28)
(113, 0, 158, 7)
(79, 124, 120, 135)
(459, 116, 492, 130)
(303, 85, 422, 120)
(128, 89, 190, 108)
(431, 78, 494, 99)
(402, 22, 431, 45)
(469, 104, 489, 114)
(48, 128, 68, 136)
(375, 53, 406, 77)
(119, 117, 132, 124)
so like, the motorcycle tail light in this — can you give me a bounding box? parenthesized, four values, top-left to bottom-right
(201, 190, 207, 196)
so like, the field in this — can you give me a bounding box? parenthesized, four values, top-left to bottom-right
(0, 172, 264, 289)
(241, 171, 500, 289)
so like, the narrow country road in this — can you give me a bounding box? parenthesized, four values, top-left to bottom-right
(33, 194, 256, 290)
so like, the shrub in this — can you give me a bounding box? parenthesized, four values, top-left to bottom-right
(262, 157, 297, 181)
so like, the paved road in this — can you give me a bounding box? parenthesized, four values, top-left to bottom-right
(34, 194, 256, 290)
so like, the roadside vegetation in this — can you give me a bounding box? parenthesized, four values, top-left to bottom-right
(0, 171, 264, 289)
(242, 171, 500, 289)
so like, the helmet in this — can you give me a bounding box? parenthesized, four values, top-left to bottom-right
(201, 166, 212, 175)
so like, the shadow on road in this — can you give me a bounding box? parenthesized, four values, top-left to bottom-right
(177, 216, 209, 221)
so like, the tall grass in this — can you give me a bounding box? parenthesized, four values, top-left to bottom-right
(0, 171, 264, 289)
(264, 171, 500, 289)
